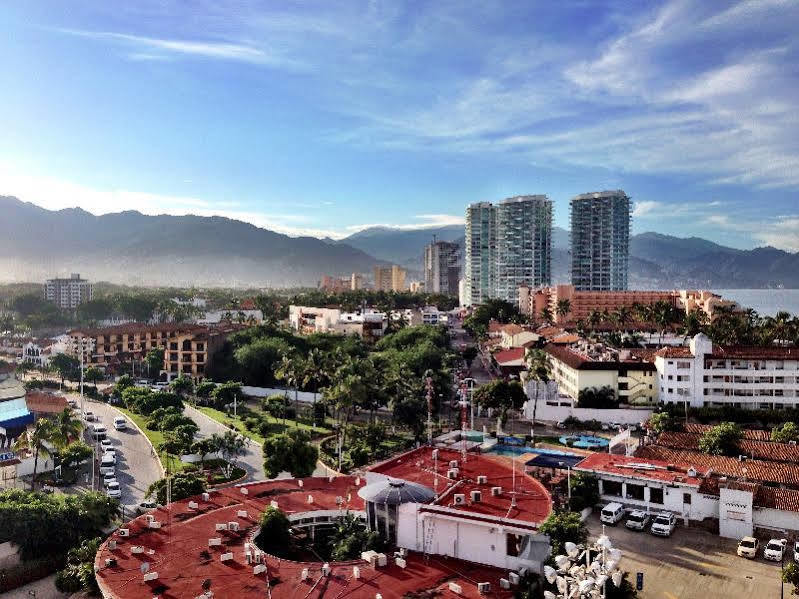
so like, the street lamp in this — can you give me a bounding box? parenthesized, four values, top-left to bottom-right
(559, 461, 572, 502)
(461, 377, 476, 430)
(543, 535, 624, 599)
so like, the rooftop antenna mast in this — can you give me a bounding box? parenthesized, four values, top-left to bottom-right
(425, 375, 434, 445)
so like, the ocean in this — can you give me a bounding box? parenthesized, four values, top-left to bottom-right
(713, 289, 799, 316)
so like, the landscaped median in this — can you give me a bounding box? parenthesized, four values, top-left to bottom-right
(192, 403, 331, 443)
(115, 406, 189, 473)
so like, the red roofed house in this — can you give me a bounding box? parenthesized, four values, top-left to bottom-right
(492, 347, 527, 377)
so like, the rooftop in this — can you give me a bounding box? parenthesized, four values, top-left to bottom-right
(25, 391, 68, 415)
(544, 343, 655, 371)
(574, 452, 708, 487)
(370, 447, 551, 526)
(656, 431, 799, 463)
(95, 476, 516, 599)
(493, 347, 526, 365)
(655, 345, 799, 360)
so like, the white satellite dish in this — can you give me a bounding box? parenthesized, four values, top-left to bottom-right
(544, 565, 557, 584)
(565, 541, 580, 557)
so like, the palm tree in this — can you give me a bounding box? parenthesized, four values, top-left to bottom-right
(614, 306, 632, 331)
(52, 408, 82, 449)
(587, 310, 602, 336)
(300, 349, 324, 427)
(525, 349, 550, 444)
(555, 299, 571, 323)
(539, 307, 554, 325)
(276, 352, 301, 426)
(14, 419, 56, 490)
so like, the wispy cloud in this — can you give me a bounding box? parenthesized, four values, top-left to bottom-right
(346, 214, 465, 232)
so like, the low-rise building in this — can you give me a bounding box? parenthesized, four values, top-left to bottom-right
(289, 305, 387, 340)
(545, 341, 657, 405)
(319, 275, 351, 292)
(500, 324, 539, 349)
(656, 333, 799, 409)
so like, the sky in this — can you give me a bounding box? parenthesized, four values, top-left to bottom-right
(1, 1, 798, 250)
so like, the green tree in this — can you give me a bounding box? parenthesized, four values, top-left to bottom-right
(170, 375, 194, 398)
(577, 386, 618, 409)
(698, 422, 742, 456)
(55, 536, 102, 593)
(52, 407, 82, 449)
(328, 513, 384, 560)
(216, 430, 247, 465)
(191, 438, 216, 470)
(84, 366, 104, 389)
(556, 298, 571, 321)
(58, 441, 93, 469)
(114, 373, 134, 395)
(13, 419, 56, 490)
(473, 379, 526, 426)
(146, 473, 206, 504)
(526, 348, 550, 439)
(539, 306, 554, 324)
(257, 506, 291, 554)
(195, 380, 216, 402)
(144, 347, 165, 380)
(211, 381, 242, 411)
(539, 510, 588, 558)
(568, 473, 600, 512)
(783, 561, 799, 596)
(50, 353, 79, 386)
(263, 429, 318, 479)
(772, 422, 799, 443)
(649, 412, 680, 435)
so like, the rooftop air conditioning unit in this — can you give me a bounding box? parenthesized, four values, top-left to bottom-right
(208, 538, 221, 547)
(509, 572, 520, 585)
(322, 563, 331, 576)
(687, 467, 697, 477)
(298, 480, 304, 488)
(215, 523, 228, 531)
(253, 564, 266, 575)
(307, 495, 314, 504)
(790, 441, 797, 446)
(143, 571, 159, 582)
(131, 545, 144, 554)
(220, 552, 233, 562)
(447, 469, 459, 479)
(395, 557, 407, 569)
(491, 486, 503, 497)
(449, 460, 459, 468)
(108, 540, 117, 551)
(228, 522, 239, 531)
(353, 566, 361, 579)
(301, 567, 309, 581)
(202, 492, 210, 501)
(240, 487, 249, 495)
(454, 493, 466, 505)
(148, 521, 161, 529)
(471, 490, 482, 503)
(477, 475, 488, 485)
(432, 449, 439, 460)
(270, 500, 279, 509)
(237, 510, 248, 518)
(448, 582, 463, 594)
(739, 455, 747, 462)
(477, 582, 491, 594)
(500, 578, 510, 590)
(188, 501, 199, 509)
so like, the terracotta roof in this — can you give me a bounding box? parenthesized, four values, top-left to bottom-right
(370, 447, 551, 526)
(681, 423, 771, 441)
(657, 431, 799, 463)
(25, 392, 68, 414)
(635, 445, 799, 488)
(550, 333, 580, 345)
(95, 475, 516, 599)
(544, 344, 656, 371)
(655, 345, 799, 360)
(655, 347, 693, 358)
(487, 321, 505, 334)
(493, 347, 526, 365)
(574, 452, 708, 487)
(501, 324, 524, 335)
(536, 326, 565, 338)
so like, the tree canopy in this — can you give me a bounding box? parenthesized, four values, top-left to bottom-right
(263, 430, 319, 479)
(698, 422, 742, 456)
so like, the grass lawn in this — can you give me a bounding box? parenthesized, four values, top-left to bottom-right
(195, 405, 332, 444)
(116, 406, 188, 472)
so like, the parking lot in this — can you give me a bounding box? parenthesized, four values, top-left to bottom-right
(586, 514, 788, 599)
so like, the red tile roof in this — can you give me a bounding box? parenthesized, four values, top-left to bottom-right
(657, 431, 799, 463)
(635, 445, 799, 488)
(654, 347, 693, 358)
(25, 391, 68, 414)
(681, 423, 771, 441)
(370, 447, 551, 526)
(501, 324, 524, 336)
(95, 476, 516, 599)
(655, 345, 799, 360)
(574, 452, 708, 487)
(544, 344, 655, 371)
(493, 348, 526, 365)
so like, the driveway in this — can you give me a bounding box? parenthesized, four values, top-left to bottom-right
(586, 514, 787, 599)
(74, 396, 162, 511)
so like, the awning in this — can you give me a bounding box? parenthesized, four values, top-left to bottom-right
(0, 398, 34, 435)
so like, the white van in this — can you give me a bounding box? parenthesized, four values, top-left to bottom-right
(600, 502, 625, 525)
(99, 453, 116, 476)
(91, 425, 108, 441)
(113, 417, 127, 431)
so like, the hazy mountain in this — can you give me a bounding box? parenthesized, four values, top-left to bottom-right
(339, 225, 464, 266)
(0, 196, 384, 287)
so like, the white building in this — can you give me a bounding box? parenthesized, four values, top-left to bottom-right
(43, 273, 93, 310)
(656, 333, 799, 409)
(289, 305, 386, 339)
(21, 342, 49, 368)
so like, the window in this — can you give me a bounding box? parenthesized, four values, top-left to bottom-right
(683, 493, 692, 505)
(649, 487, 664, 504)
(603, 480, 622, 497)
(506, 533, 528, 557)
(170, 342, 178, 351)
(626, 483, 645, 501)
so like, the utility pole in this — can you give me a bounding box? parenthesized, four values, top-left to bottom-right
(425, 376, 434, 445)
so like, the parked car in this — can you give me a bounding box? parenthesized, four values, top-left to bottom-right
(91, 425, 108, 441)
(764, 539, 788, 562)
(625, 510, 651, 531)
(100, 453, 116, 475)
(650, 512, 677, 537)
(600, 502, 626, 525)
(106, 481, 122, 498)
(555, 421, 567, 430)
(793, 541, 799, 563)
(82, 411, 95, 421)
(136, 501, 160, 515)
(737, 536, 759, 558)
(103, 447, 116, 458)
(67, 399, 77, 408)
(100, 438, 113, 449)
(113, 417, 127, 430)
(103, 473, 117, 488)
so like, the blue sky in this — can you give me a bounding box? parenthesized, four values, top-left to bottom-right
(1, 1, 798, 250)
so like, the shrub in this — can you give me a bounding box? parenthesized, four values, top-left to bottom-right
(244, 416, 261, 431)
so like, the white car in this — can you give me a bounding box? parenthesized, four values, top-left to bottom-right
(625, 510, 650, 531)
(650, 512, 677, 537)
(103, 447, 116, 457)
(103, 473, 117, 487)
(794, 541, 799, 563)
(737, 536, 759, 558)
(764, 538, 788, 562)
(100, 438, 113, 449)
(106, 481, 122, 498)
(113, 417, 127, 430)
(83, 411, 95, 421)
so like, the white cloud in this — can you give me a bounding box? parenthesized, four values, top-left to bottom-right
(632, 201, 661, 217)
(346, 214, 465, 232)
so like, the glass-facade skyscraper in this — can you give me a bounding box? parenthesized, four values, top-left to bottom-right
(570, 190, 631, 291)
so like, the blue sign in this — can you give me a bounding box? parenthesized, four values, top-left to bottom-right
(0, 452, 14, 462)
(636, 572, 644, 591)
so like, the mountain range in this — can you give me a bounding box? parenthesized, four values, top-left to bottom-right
(1, 195, 797, 289)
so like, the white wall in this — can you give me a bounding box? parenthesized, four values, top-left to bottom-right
(522, 401, 653, 425)
(753, 508, 799, 533)
(719, 487, 753, 539)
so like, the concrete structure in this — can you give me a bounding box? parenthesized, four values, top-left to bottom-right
(350, 272, 364, 291)
(289, 306, 387, 340)
(424, 240, 460, 295)
(519, 285, 741, 324)
(95, 448, 553, 599)
(67, 323, 242, 380)
(21, 341, 51, 368)
(374, 265, 407, 292)
(499, 324, 539, 349)
(465, 196, 552, 306)
(319, 275, 350, 292)
(544, 341, 657, 405)
(656, 333, 799, 409)
(408, 280, 425, 293)
(43, 273, 93, 309)
(570, 190, 631, 291)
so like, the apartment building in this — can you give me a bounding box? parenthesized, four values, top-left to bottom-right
(464, 196, 552, 306)
(423, 240, 460, 295)
(289, 305, 387, 340)
(350, 272, 364, 291)
(656, 333, 799, 409)
(570, 190, 631, 291)
(545, 341, 657, 405)
(43, 273, 93, 310)
(319, 275, 350, 292)
(66, 323, 240, 380)
(373, 265, 407, 292)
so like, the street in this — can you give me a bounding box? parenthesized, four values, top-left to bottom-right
(586, 513, 785, 599)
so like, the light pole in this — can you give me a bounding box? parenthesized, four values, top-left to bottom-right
(559, 461, 572, 502)
(462, 377, 475, 430)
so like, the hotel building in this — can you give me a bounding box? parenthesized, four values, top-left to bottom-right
(43, 273, 93, 310)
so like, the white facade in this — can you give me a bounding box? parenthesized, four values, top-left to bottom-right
(43, 274, 93, 310)
(656, 333, 799, 409)
(288, 306, 341, 333)
(22, 342, 49, 368)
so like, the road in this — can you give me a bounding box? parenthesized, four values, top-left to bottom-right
(76, 396, 162, 511)
(586, 513, 784, 599)
(184, 404, 265, 481)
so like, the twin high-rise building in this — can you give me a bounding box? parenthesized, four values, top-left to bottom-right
(570, 190, 631, 291)
(464, 195, 552, 306)
(464, 190, 631, 306)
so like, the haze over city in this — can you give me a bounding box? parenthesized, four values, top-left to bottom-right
(2, 1, 798, 250)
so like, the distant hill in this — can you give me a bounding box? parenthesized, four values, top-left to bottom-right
(0, 196, 384, 287)
(339, 225, 464, 268)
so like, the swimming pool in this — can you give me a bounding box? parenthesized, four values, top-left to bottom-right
(558, 434, 609, 449)
(487, 444, 581, 458)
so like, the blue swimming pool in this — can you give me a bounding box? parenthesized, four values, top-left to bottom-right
(558, 434, 609, 449)
(487, 444, 581, 458)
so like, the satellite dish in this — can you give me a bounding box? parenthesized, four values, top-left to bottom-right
(579, 579, 595, 594)
(544, 565, 557, 584)
(611, 571, 623, 587)
(140, 562, 150, 574)
(556, 576, 568, 594)
(555, 555, 571, 569)
(565, 541, 580, 557)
